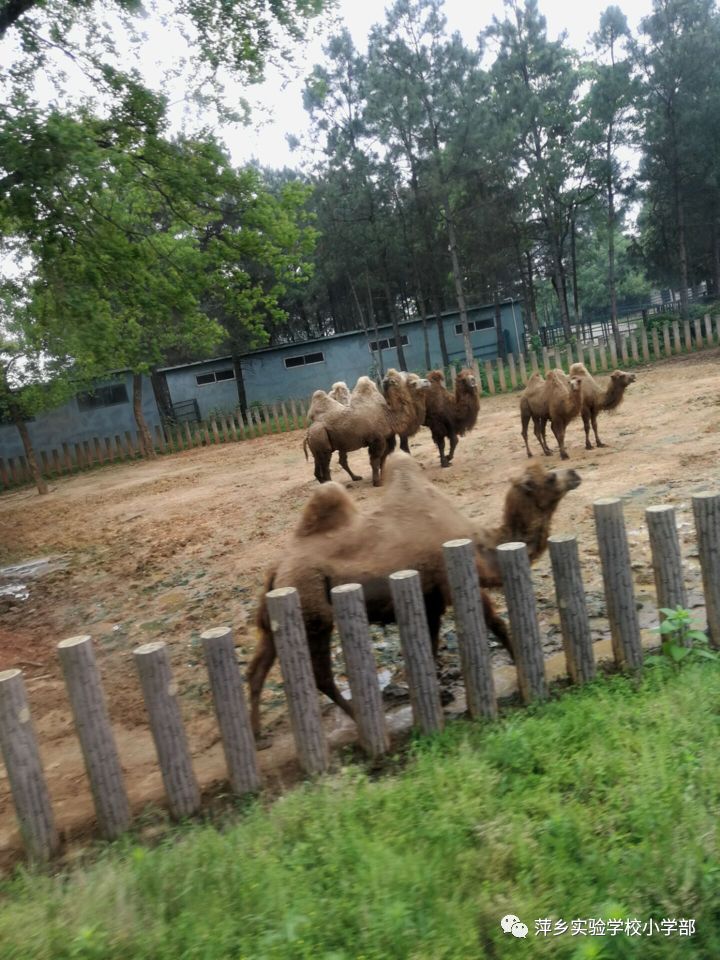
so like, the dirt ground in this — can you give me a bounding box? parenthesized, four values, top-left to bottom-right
(1, 350, 718, 865)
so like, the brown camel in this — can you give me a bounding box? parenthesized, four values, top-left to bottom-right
(397, 372, 431, 453)
(248, 452, 582, 735)
(303, 370, 416, 486)
(520, 369, 582, 459)
(423, 368, 480, 467)
(569, 363, 637, 449)
(328, 381, 351, 405)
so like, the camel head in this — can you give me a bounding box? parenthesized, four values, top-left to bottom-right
(382, 368, 405, 394)
(610, 370, 636, 389)
(456, 368, 477, 393)
(569, 375, 582, 393)
(506, 462, 581, 518)
(405, 373, 432, 392)
(427, 370, 446, 386)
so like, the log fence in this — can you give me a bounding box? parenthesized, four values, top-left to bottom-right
(4, 311, 718, 491)
(2, 488, 719, 861)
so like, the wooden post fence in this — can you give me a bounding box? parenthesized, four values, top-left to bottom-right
(0, 669, 59, 861)
(265, 587, 329, 775)
(330, 584, 389, 758)
(645, 505, 688, 626)
(388, 571, 444, 734)
(442, 539, 497, 719)
(496, 542, 548, 703)
(134, 641, 201, 818)
(593, 498, 643, 670)
(692, 492, 720, 648)
(548, 535, 596, 684)
(57, 635, 131, 839)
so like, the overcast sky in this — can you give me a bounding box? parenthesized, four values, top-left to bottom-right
(223, 0, 655, 170)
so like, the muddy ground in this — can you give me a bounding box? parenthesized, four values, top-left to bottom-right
(0, 350, 718, 865)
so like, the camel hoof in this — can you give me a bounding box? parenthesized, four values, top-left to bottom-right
(560, 451, 570, 461)
(441, 461, 451, 468)
(597, 442, 606, 448)
(350, 475, 362, 482)
(585, 443, 593, 450)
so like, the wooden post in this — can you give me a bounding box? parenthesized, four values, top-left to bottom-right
(271, 403, 281, 433)
(692, 493, 720, 648)
(651, 328, 660, 359)
(518, 354, 528, 385)
(597, 341, 607, 370)
(542, 346, 550, 374)
(620, 336, 629, 365)
(0, 458, 10, 487)
(124, 431, 136, 458)
(93, 437, 104, 465)
(62, 441, 73, 473)
(704, 313, 713, 345)
(442, 539, 497, 719)
(52, 449, 62, 476)
(693, 316, 703, 349)
(662, 324, 672, 357)
(683, 319, 692, 352)
(57, 636, 131, 839)
(589, 344, 597, 372)
(265, 588, 329, 775)
(203, 422, 211, 446)
(548, 535, 596, 684)
(608, 338, 618, 368)
(530, 352, 539, 375)
(449, 366, 457, 388)
(593, 498, 643, 670)
(388, 571, 444, 734)
(201, 627, 260, 795)
(484, 360, 495, 395)
(331, 585, 389, 758)
(184, 422, 194, 448)
(210, 419, 220, 444)
(133, 642, 201, 818)
(496, 543, 548, 703)
(672, 319, 682, 354)
(0, 669, 59, 861)
(507, 354, 517, 389)
(226, 415, 238, 442)
(262, 405, 271, 434)
(715, 314, 720, 344)
(630, 334, 639, 363)
(280, 401, 289, 431)
(553, 346, 562, 370)
(74, 443, 85, 469)
(40, 450, 50, 477)
(83, 439, 92, 466)
(154, 425, 165, 453)
(497, 360, 507, 393)
(290, 398, 298, 431)
(565, 343, 574, 367)
(646, 506, 688, 632)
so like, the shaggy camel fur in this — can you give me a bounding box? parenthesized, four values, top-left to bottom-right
(568, 363, 637, 449)
(303, 370, 416, 486)
(248, 452, 581, 735)
(328, 381, 351, 405)
(521, 370, 582, 460)
(423, 369, 480, 467)
(307, 389, 345, 424)
(394, 372, 432, 453)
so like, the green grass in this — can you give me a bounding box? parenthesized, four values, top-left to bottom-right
(2, 665, 720, 959)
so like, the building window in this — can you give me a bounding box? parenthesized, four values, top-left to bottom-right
(77, 383, 129, 410)
(283, 351, 325, 369)
(195, 368, 235, 386)
(369, 335, 410, 352)
(454, 318, 494, 335)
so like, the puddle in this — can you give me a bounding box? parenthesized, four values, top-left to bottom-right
(0, 555, 69, 603)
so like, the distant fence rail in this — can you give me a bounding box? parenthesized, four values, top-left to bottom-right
(2, 311, 719, 492)
(1, 490, 719, 862)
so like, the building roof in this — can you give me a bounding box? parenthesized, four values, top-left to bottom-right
(157, 298, 523, 373)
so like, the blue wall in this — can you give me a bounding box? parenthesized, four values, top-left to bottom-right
(0, 373, 161, 461)
(162, 357, 240, 420)
(161, 300, 524, 410)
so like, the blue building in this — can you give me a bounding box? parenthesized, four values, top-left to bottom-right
(0, 372, 161, 461)
(160, 299, 524, 412)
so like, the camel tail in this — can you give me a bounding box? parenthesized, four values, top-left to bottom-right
(303, 436, 309, 461)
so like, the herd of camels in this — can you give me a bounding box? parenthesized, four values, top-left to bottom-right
(248, 360, 637, 736)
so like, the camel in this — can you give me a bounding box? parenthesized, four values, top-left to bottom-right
(423, 368, 480, 467)
(568, 363, 637, 449)
(307, 389, 345, 424)
(303, 369, 417, 486)
(396, 372, 432, 453)
(520, 369, 583, 459)
(248, 452, 582, 735)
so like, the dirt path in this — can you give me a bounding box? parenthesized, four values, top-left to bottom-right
(1, 350, 718, 864)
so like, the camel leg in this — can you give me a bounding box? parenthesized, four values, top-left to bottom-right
(551, 420, 569, 460)
(482, 592, 514, 661)
(247, 631, 277, 737)
(424, 588, 446, 659)
(433, 432, 450, 468)
(582, 411, 593, 449)
(310, 628, 355, 720)
(534, 416, 552, 456)
(591, 411, 605, 447)
(399, 434, 410, 454)
(446, 429, 459, 464)
(521, 407, 533, 457)
(368, 438, 386, 487)
(313, 450, 332, 483)
(338, 449, 362, 482)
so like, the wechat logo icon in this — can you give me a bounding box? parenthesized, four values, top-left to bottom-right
(501, 914, 529, 939)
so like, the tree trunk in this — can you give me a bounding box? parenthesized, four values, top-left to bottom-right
(445, 206, 473, 367)
(607, 149, 622, 354)
(430, 286, 449, 368)
(712, 216, 720, 298)
(231, 355, 247, 414)
(416, 291, 432, 371)
(365, 272, 384, 378)
(494, 296, 507, 361)
(570, 212, 581, 329)
(525, 250, 539, 333)
(383, 280, 407, 372)
(673, 168, 689, 320)
(14, 414, 47, 495)
(132, 373, 157, 459)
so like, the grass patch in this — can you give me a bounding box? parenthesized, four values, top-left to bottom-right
(2, 665, 720, 958)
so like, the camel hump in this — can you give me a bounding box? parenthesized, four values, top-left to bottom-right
(382, 450, 428, 494)
(569, 362, 591, 378)
(295, 481, 358, 538)
(427, 370, 445, 385)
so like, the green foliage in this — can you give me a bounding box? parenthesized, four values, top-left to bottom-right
(2, 666, 720, 958)
(647, 606, 720, 670)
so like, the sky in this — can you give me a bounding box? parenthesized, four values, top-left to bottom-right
(220, 0, 656, 170)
